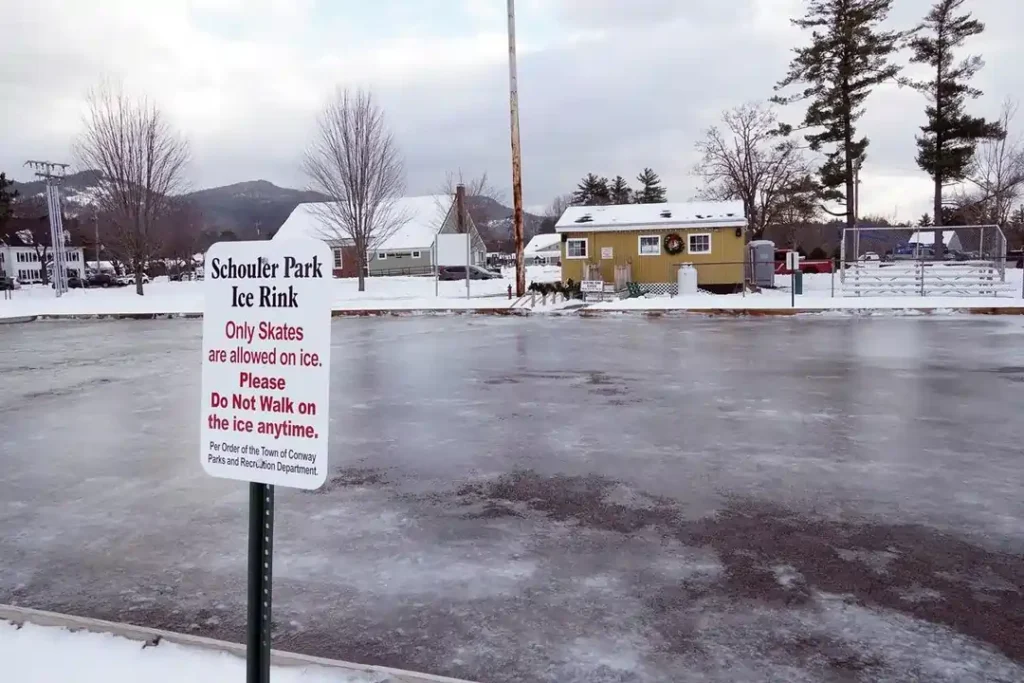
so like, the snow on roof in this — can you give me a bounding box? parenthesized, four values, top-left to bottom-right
(556, 200, 746, 232)
(908, 230, 956, 246)
(524, 234, 562, 254)
(275, 196, 453, 250)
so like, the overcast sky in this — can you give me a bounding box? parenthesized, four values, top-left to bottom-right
(2, 0, 1021, 219)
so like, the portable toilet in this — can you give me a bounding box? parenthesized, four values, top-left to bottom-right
(748, 240, 775, 288)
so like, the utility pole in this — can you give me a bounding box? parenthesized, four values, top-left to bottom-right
(25, 160, 70, 297)
(507, 0, 525, 297)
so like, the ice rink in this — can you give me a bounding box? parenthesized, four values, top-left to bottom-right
(1, 316, 1022, 682)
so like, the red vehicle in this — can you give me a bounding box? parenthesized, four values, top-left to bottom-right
(774, 249, 833, 275)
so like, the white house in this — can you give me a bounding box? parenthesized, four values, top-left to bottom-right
(0, 229, 86, 284)
(524, 233, 562, 265)
(274, 194, 487, 277)
(908, 230, 963, 252)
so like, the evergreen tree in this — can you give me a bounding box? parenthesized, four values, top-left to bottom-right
(634, 168, 667, 203)
(774, 0, 903, 230)
(609, 175, 632, 204)
(908, 0, 1002, 237)
(572, 173, 611, 206)
(919, 212, 933, 227)
(0, 172, 18, 229)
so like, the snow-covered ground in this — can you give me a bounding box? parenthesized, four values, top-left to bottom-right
(588, 269, 1024, 312)
(1, 621, 380, 683)
(2, 266, 1022, 319)
(0, 267, 563, 319)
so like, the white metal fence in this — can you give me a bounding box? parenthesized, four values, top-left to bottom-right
(844, 261, 1014, 297)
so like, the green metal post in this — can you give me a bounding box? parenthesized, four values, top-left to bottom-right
(247, 482, 274, 683)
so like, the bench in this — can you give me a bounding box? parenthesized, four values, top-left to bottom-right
(626, 282, 651, 298)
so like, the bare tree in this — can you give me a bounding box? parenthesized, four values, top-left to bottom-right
(964, 99, 1024, 225)
(538, 193, 572, 234)
(303, 88, 406, 291)
(75, 81, 190, 295)
(694, 102, 816, 238)
(161, 199, 206, 278)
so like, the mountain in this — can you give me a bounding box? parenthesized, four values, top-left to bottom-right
(465, 195, 545, 252)
(10, 173, 327, 240)
(8, 172, 542, 247)
(10, 170, 105, 211)
(183, 180, 328, 239)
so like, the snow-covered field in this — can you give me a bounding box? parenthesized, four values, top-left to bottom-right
(0, 267, 563, 320)
(2, 266, 1023, 319)
(1, 621, 381, 683)
(589, 269, 1024, 312)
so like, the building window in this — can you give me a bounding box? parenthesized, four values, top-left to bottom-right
(638, 235, 661, 256)
(412, 250, 421, 259)
(688, 233, 711, 254)
(333, 248, 343, 269)
(566, 238, 588, 259)
(377, 252, 388, 260)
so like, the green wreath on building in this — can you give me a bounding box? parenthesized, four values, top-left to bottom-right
(664, 233, 684, 255)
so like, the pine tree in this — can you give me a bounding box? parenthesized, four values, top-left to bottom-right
(609, 176, 632, 204)
(634, 168, 667, 204)
(572, 173, 611, 206)
(774, 0, 903, 230)
(919, 212, 933, 227)
(0, 172, 18, 229)
(908, 0, 1002, 239)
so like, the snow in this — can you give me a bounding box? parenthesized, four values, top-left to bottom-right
(0, 268, 556, 319)
(586, 270, 1024, 312)
(524, 234, 561, 255)
(3, 267, 1021, 319)
(556, 200, 746, 232)
(909, 230, 956, 246)
(0, 621, 381, 683)
(275, 196, 452, 251)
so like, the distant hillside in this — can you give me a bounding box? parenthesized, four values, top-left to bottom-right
(8, 172, 540, 247)
(10, 173, 327, 240)
(184, 180, 328, 239)
(466, 195, 544, 252)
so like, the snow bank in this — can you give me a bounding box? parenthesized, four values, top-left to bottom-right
(0, 621, 381, 683)
(587, 270, 1024, 313)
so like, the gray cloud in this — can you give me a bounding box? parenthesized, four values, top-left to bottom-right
(0, 0, 1020, 221)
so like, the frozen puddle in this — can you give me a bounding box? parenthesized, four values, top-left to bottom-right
(0, 621, 384, 683)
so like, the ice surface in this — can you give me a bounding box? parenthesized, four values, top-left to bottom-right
(1, 316, 1023, 682)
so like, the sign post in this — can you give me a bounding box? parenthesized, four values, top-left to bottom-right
(200, 239, 332, 683)
(786, 251, 800, 308)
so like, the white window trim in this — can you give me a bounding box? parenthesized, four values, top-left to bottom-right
(688, 232, 712, 255)
(565, 237, 588, 259)
(638, 234, 661, 257)
(377, 251, 388, 260)
(412, 250, 421, 259)
(332, 247, 343, 269)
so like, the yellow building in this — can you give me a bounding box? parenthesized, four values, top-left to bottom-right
(555, 201, 747, 293)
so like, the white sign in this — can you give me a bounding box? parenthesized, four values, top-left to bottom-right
(600, 247, 613, 260)
(435, 233, 470, 267)
(581, 280, 604, 293)
(200, 240, 332, 490)
(785, 251, 801, 271)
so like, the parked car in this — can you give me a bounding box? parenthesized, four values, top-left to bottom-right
(51, 276, 87, 289)
(88, 273, 125, 288)
(119, 273, 151, 285)
(438, 265, 502, 281)
(0, 276, 20, 290)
